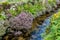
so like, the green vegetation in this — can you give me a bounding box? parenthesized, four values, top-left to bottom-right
(42, 12, 60, 40)
(0, 11, 6, 20)
(0, 0, 60, 40)
(0, 0, 57, 17)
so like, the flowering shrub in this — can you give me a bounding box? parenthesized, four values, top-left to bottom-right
(9, 12, 33, 30)
(2, 12, 34, 38)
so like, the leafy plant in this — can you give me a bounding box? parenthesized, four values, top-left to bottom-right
(42, 11, 60, 40)
(0, 11, 6, 20)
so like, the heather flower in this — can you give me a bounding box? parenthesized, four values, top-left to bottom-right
(5, 12, 34, 37)
(9, 12, 34, 30)
(14, 31, 22, 36)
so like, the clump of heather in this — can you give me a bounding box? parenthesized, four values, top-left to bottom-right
(4, 12, 34, 38)
(9, 12, 34, 30)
